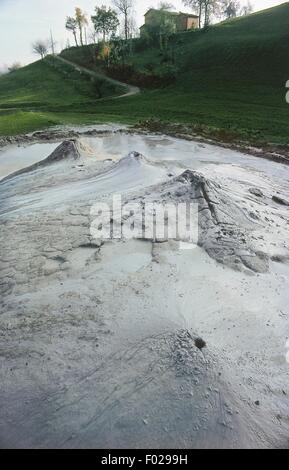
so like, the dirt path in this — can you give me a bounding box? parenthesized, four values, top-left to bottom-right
(55, 55, 140, 100)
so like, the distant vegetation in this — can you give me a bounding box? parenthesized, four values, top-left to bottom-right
(59, 3, 289, 144)
(0, 2, 288, 146)
(32, 40, 49, 60)
(8, 63, 22, 73)
(0, 57, 123, 136)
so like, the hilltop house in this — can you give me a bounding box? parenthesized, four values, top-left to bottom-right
(140, 9, 199, 37)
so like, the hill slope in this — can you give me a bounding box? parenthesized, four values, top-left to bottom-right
(0, 57, 125, 135)
(1, 3, 289, 143)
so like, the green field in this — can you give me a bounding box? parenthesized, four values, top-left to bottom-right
(1, 3, 289, 144)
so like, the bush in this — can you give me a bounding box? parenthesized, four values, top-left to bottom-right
(8, 62, 22, 73)
(107, 62, 177, 88)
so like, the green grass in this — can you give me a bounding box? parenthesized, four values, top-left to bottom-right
(0, 60, 93, 109)
(0, 111, 57, 135)
(1, 3, 289, 144)
(60, 45, 100, 71)
(0, 56, 126, 136)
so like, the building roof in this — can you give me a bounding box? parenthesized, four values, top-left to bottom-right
(144, 8, 199, 18)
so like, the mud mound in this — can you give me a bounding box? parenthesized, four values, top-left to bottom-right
(1, 139, 94, 183)
(1, 133, 289, 449)
(176, 170, 267, 272)
(0, 329, 254, 449)
(131, 169, 270, 273)
(99, 150, 173, 173)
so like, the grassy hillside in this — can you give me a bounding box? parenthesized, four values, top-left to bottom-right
(1, 3, 289, 144)
(0, 57, 124, 135)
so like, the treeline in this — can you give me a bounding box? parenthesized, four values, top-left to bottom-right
(184, 0, 253, 28)
(62, 0, 253, 49)
(30, 1, 136, 62)
(30, 0, 254, 59)
(65, 1, 136, 48)
(28, 0, 254, 82)
(4, 0, 254, 73)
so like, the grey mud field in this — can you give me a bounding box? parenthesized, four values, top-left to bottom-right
(0, 125, 289, 448)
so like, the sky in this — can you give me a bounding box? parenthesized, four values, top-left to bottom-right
(0, 0, 285, 70)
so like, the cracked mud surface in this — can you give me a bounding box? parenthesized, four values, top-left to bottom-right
(1, 130, 289, 448)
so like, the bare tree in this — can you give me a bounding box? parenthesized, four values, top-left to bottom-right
(32, 40, 48, 59)
(49, 29, 57, 55)
(112, 0, 132, 40)
(203, 0, 221, 26)
(222, 0, 240, 18)
(183, 0, 204, 28)
(127, 14, 138, 38)
(240, 1, 253, 16)
(75, 7, 88, 46)
(183, 0, 220, 27)
(158, 2, 175, 10)
(8, 62, 22, 72)
(66, 16, 79, 46)
(88, 27, 98, 44)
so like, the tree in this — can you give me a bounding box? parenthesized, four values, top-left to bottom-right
(220, 0, 240, 18)
(127, 15, 138, 39)
(159, 11, 176, 50)
(183, 0, 204, 28)
(183, 0, 220, 27)
(49, 29, 57, 55)
(88, 27, 98, 44)
(99, 43, 112, 67)
(203, 0, 221, 26)
(159, 2, 175, 10)
(112, 0, 132, 40)
(91, 6, 119, 43)
(142, 6, 176, 50)
(8, 62, 21, 72)
(66, 16, 79, 46)
(32, 40, 48, 59)
(240, 1, 253, 16)
(227, 0, 239, 17)
(110, 36, 130, 66)
(75, 7, 88, 46)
